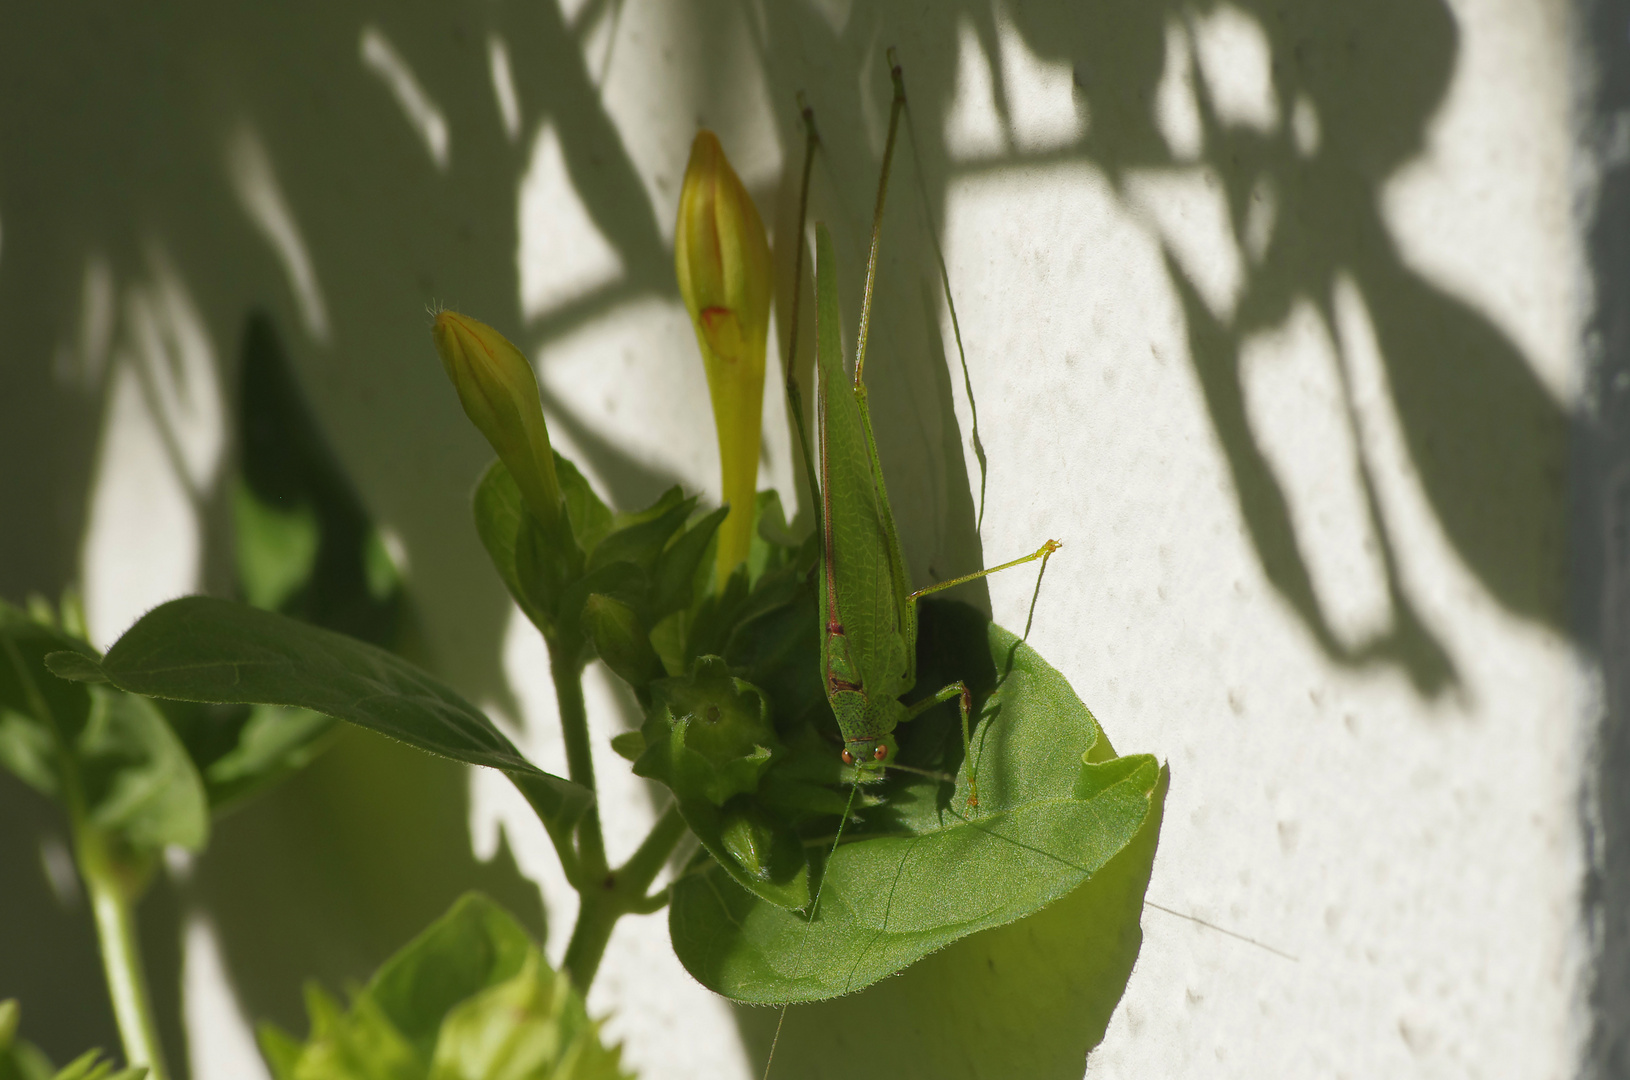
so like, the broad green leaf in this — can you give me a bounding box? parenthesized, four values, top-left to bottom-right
(49, 598, 591, 830)
(127, 311, 409, 811)
(668, 600, 1164, 1002)
(732, 769, 1166, 1077)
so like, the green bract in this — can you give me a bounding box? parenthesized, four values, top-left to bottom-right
(1, 998, 149, 1080)
(258, 894, 630, 1080)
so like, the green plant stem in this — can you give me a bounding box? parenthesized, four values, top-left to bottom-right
(546, 646, 692, 988)
(1, 637, 167, 1079)
(74, 818, 167, 1080)
(551, 648, 607, 877)
(561, 805, 688, 988)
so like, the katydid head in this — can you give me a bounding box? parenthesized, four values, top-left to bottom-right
(839, 733, 897, 781)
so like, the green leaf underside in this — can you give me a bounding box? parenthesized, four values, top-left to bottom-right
(72, 597, 590, 827)
(668, 600, 1162, 1003)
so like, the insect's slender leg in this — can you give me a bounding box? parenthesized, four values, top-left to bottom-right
(898, 64, 988, 533)
(852, 48, 909, 389)
(903, 681, 979, 807)
(910, 539, 1062, 602)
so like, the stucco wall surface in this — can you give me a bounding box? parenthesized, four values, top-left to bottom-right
(0, 0, 1592, 1078)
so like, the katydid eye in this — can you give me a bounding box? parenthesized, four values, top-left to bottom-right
(841, 749, 854, 765)
(873, 745, 887, 761)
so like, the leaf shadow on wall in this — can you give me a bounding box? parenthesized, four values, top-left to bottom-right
(1013, 0, 1563, 694)
(0, 0, 1570, 1074)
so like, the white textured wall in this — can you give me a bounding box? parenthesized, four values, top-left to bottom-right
(0, 0, 1587, 1076)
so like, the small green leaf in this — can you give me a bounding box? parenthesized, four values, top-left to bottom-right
(78, 687, 209, 853)
(89, 597, 591, 830)
(608, 731, 644, 762)
(556, 456, 614, 557)
(589, 487, 693, 573)
(41, 651, 105, 684)
(202, 705, 335, 802)
(296, 987, 420, 1080)
(0, 604, 94, 749)
(474, 459, 569, 636)
(650, 505, 728, 615)
(0, 712, 57, 797)
(256, 1023, 303, 1080)
(45, 1048, 147, 1080)
(4, 604, 207, 852)
(582, 594, 662, 690)
(0, 999, 55, 1080)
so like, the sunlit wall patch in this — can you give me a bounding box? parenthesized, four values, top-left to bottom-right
(225, 126, 331, 344)
(359, 24, 451, 171)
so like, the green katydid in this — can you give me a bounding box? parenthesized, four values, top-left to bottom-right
(783, 54, 1058, 809)
(755, 53, 1067, 1078)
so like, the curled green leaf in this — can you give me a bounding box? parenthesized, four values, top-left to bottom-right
(668, 601, 1165, 1004)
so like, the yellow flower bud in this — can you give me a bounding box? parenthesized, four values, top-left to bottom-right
(674, 131, 773, 582)
(432, 311, 561, 531)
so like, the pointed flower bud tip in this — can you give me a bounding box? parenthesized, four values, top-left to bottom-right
(675, 131, 773, 581)
(432, 310, 561, 529)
